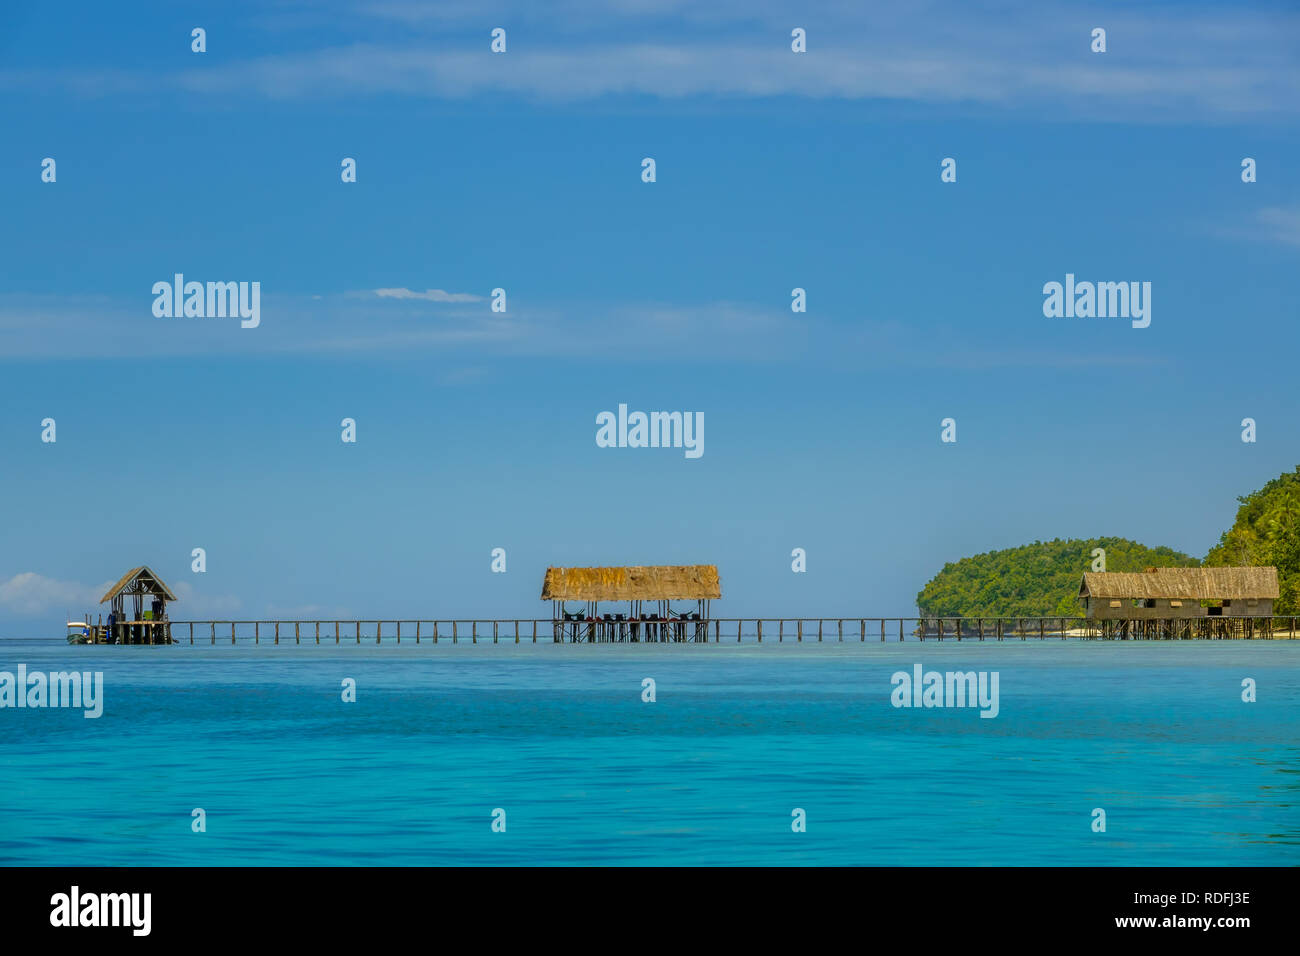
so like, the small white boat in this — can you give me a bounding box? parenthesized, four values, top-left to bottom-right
(66, 620, 93, 644)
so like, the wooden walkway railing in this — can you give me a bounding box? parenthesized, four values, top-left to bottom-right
(162, 616, 1300, 644)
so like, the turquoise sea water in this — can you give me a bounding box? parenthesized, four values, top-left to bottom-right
(0, 639, 1296, 866)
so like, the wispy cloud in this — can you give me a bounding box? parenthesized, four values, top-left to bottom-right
(0, 290, 1165, 370)
(3, 2, 1297, 121)
(0, 572, 241, 618)
(371, 287, 484, 302)
(265, 603, 354, 618)
(0, 289, 812, 360)
(1210, 205, 1300, 248)
(170, 581, 243, 617)
(1253, 206, 1300, 247)
(0, 573, 109, 616)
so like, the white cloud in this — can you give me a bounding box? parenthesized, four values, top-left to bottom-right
(1209, 206, 1300, 249)
(372, 287, 484, 302)
(163, 38, 1297, 120)
(0, 573, 110, 616)
(264, 603, 354, 618)
(168, 582, 243, 617)
(0, 572, 242, 619)
(2, 3, 1296, 120)
(0, 291, 1171, 368)
(1254, 207, 1300, 247)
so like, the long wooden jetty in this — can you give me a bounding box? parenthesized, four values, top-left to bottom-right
(157, 615, 1300, 644)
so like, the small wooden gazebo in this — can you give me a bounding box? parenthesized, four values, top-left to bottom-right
(541, 565, 721, 642)
(98, 565, 179, 644)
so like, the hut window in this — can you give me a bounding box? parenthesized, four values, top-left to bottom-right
(1109, 600, 1122, 608)
(1169, 600, 1182, 608)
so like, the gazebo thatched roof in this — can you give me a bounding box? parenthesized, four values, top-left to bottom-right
(100, 566, 179, 604)
(1079, 567, 1278, 600)
(541, 565, 721, 601)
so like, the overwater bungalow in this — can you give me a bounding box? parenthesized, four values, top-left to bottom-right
(541, 564, 720, 642)
(67, 566, 178, 644)
(1079, 566, 1278, 620)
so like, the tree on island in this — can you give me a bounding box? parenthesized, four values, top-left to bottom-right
(916, 538, 1198, 618)
(916, 465, 1300, 618)
(1204, 465, 1300, 614)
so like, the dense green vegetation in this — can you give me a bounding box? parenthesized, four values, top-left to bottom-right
(917, 466, 1300, 617)
(916, 537, 1199, 618)
(1204, 466, 1300, 614)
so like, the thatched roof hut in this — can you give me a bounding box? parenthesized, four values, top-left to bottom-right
(1079, 566, 1278, 619)
(95, 565, 178, 644)
(541, 565, 720, 602)
(542, 564, 720, 641)
(1079, 567, 1278, 600)
(101, 565, 179, 605)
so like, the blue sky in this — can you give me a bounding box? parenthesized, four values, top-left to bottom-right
(1, 1, 1297, 630)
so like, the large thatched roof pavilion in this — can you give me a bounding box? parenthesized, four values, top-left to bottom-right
(1079, 566, 1278, 619)
(541, 565, 720, 642)
(98, 565, 178, 644)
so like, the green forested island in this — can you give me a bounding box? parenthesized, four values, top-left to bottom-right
(1205, 465, 1299, 613)
(916, 538, 1198, 618)
(916, 465, 1300, 617)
